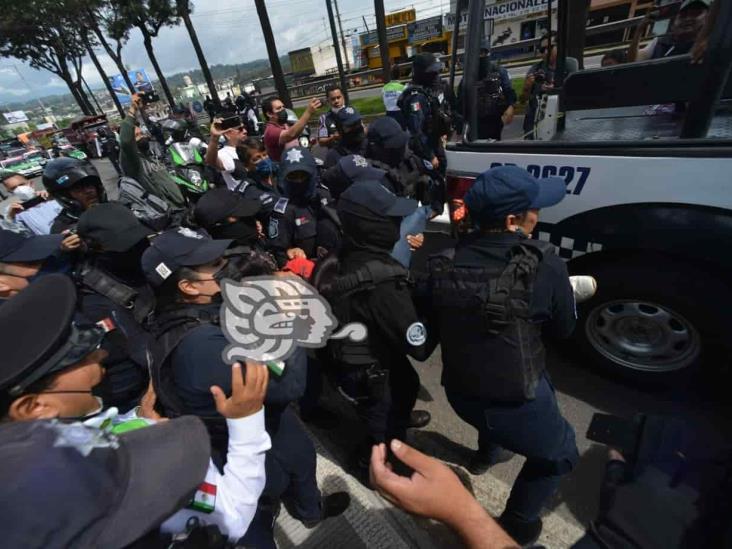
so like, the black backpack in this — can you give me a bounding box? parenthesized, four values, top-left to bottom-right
(117, 176, 174, 231)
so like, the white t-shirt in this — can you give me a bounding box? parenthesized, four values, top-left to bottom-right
(218, 145, 241, 191)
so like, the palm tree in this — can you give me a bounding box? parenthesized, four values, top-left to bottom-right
(177, 0, 220, 109)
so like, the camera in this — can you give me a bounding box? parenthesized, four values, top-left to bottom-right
(140, 91, 160, 105)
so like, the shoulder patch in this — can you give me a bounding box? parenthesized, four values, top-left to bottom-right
(268, 218, 279, 238)
(411, 101, 421, 112)
(188, 481, 217, 513)
(406, 322, 426, 346)
(273, 197, 289, 214)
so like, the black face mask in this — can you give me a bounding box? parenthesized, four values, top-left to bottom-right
(369, 144, 405, 169)
(276, 110, 289, 125)
(137, 139, 151, 155)
(95, 241, 148, 283)
(340, 207, 401, 252)
(341, 126, 365, 149)
(211, 218, 259, 247)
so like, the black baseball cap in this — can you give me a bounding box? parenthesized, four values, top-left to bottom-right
(464, 165, 566, 222)
(335, 106, 362, 129)
(338, 180, 417, 218)
(0, 229, 63, 263)
(77, 203, 153, 252)
(0, 274, 105, 397)
(367, 116, 409, 150)
(280, 146, 318, 180)
(141, 227, 231, 286)
(194, 187, 262, 229)
(0, 416, 210, 548)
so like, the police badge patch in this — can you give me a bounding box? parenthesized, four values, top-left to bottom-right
(268, 218, 279, 238)
(406, 322, 426, 346)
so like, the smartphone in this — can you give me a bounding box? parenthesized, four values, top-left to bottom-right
(19, 196, 44, 210)
(218, 116, 242, 131)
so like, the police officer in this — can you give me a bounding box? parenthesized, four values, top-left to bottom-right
(42, 158, 107, 234)
(0, 274, 272, 546)
(267, 146, 341, 268)
(398, 52, 455, 176)
(317, 84, 346, 148)
(323, 106, 367, 169)
(193, 186, 266, 254)
(97, 127, 122, 175)
(421, 166, 578, 545)
(320, 181, 437, 481)
(141, 227, 350, 542)
(74, 203, 155, 411)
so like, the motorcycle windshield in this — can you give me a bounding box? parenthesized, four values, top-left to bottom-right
(170, 142, 196, 165)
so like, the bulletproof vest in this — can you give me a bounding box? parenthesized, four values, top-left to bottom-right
(428, 241, 554, 402)
(272, 192, 341, 250)
(399, 85, 452, 138)
(476, 62, 508, 118)
(149, 306, 229, 454)
(323, 111, 338, 137)
(76, 261, 156, 325)
(324, 260, 409, 372)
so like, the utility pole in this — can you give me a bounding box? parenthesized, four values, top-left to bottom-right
(333, 0, 351, 72)
(254, 0, 292, 107)
(362, 15, 371, 33)
(13, 65, 47, 114)
(325, 0, 349, 102)
(374, 0, 391, 81)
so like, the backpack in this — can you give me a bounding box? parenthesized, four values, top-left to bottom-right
(475, 62, 508, 118)
(117, 176, 173, 231)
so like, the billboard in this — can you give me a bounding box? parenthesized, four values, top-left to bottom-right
(408, 15, 444, 44)
(108, 69, 154, 105)
(385, 8, 416, 27)
(360, 25, 407, 46)
(289, 48, 316, 77)
(3, 111, 29, 124)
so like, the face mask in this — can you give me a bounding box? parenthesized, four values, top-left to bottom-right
(138, 139, 151, 154)
(276, 110, 289, 125)
(13, 185, 37, 202)
(331, 105, 344, 113)
(342, 126, 365, 149)
(255, 157, 275, 176)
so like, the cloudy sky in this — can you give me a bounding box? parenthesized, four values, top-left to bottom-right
(0, 0, 451, 106)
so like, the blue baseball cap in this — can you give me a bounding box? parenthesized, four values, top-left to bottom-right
(0, 229, 63, 263)
(141, 227, 231, 286)
(367, 116, 409, 150)
(335, 106, 362, 129)
(338, 180, 417, 218)
(464, 165, 566, 222)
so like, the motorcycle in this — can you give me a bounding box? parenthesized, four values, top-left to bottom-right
(160, 119, 210, 202)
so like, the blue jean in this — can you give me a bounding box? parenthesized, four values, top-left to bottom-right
(446, 374, 578, 522)
(391, 205, 432, 268)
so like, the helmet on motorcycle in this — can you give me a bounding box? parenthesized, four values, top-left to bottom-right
(160, 119, 188, 142)
(42, 158, 106, 214)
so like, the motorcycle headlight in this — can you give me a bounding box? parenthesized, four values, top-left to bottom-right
(187, 169, 202, 185)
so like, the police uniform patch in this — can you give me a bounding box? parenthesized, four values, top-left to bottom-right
(273, 197, 289, 214)
(155, 262, 172, 281)
(294, 216, 310, 227)
(188, 481, 217, 513)
(411, 101, 421, 112)
(352, 155, 368, 168)
(406, 322, 426, 346)
(260, 194, 273, 205)
(285, 148, 304, 164)
(268, 218, 279, 238)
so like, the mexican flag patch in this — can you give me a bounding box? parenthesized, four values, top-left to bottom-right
(411, 101, 421, 112)
(188, 482, 217, 513)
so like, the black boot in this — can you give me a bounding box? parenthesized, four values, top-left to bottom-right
(498, 512, 543, 547)
(302, 492, 351, 528)
(467, 447, 514, 475)
(408, 410, 431, 429)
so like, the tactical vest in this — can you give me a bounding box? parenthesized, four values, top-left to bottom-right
(324, 261, 410, 402)
(76, 262, 156, 325)
(270, 194, 342, 252)
(399, 85, 452, 138)
(428, 241, 554, 402)
(476, 62, 509, 118)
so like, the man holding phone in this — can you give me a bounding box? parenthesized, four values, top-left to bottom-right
(262, 97, 321, 163)
(205, 116, 249, 191)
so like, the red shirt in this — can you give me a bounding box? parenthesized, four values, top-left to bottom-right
(263, 122, 285, 162)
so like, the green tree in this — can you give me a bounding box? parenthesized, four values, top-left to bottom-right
(116, 0, 181, 108)
(0, 0, 96, 115)
(84, 0, 136, 93)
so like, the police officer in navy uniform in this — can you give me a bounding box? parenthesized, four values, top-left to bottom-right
(318, 181, 437, 481)
(142, 227, 350, 545)
(323, 107, 367, 169)
(266, 146, 341, 268)
(74, 203, 156, 411)
(419, 166, 578, 545)
(398, 52, 455, 176)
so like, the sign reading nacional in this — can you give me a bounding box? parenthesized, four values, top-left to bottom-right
(445, 0, 550, 29)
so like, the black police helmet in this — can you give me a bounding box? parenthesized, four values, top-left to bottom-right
(42, 158, 106, 215)
(412, 52, 443, 84)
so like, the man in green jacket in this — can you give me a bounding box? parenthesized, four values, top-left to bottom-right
(119, 95, 186, 208)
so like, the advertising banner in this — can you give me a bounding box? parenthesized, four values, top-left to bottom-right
(108, 69, 154, 105)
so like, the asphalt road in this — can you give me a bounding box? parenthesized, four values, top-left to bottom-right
(18, 158, 732, 547)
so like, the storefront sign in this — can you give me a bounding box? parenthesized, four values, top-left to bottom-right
(385, 8, 416, 27)
(408, 15, 443, 44)
(360, 25, 407, 46)
(444, 0, 550, 29)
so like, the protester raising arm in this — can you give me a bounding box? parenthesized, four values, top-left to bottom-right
(279, 98, 322, 144)
(205, 120, 236, 171)
(119, 95, 144, 180)
(370, 440, 519, 549)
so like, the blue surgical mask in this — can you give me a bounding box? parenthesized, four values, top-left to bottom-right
(255, 157, 275, 176)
